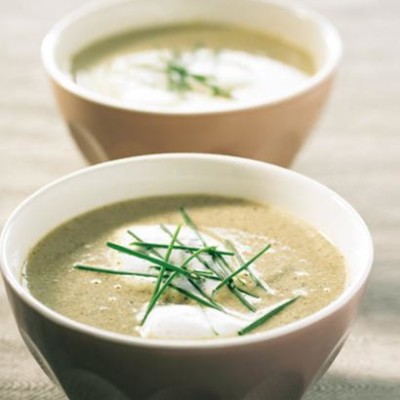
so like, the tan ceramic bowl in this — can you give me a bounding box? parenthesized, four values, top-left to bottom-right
(41, 0, 341, 166)
(1, 154, 372, 400)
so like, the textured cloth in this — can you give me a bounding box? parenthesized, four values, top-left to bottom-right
(0, 0, 399, 399)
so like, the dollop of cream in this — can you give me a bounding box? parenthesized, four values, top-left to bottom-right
(140, 305, 247, 339)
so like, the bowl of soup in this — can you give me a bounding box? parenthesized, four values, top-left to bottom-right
(1, 154, 372, 400)
(41, 0, 341, 165)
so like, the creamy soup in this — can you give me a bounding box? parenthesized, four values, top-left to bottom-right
(25, 195, 345, 340)
(72, 23, 314, 112)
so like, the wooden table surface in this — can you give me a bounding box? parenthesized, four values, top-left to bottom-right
(1, 0, 399, 399)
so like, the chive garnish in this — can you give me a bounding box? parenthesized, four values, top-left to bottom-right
(115, 238, 223, 312)
(238, 297, 299, 336)
(169, 284, 223, 311)
(151, 266, 220, 281)
(226, 240, 273, 293)
(149, 224, 222, 309)
(131, 241, 234, 256)
(74, 266, 222, 312)
(180, 246, 220, 269)
(178, 208, 257, 312)
(179, 207, 208, 247)
(161, 223, 255, 310)
(142, 225, 182, 325)
(227, 284, 257, 312)
(165, 51, 232, 99)
(141, 271, 178, 325)
(233, 286, 260, 299)
(173, 245, 226, 310)
(214, 244, 271, 293)
(127, 230, 163, 259)
(141, 245, 223, 325)
(72, 206, 294, 337)
(74, 265, 158, 278)
(106, 242, 197, 278)
(74, 265, 225, 307)
(160, 224, 221, 277)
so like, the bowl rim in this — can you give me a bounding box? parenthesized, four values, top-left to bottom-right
(41, 0, 342, 116)
(0, 153, 374, 350)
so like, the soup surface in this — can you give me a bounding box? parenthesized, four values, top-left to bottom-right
(72, 23, 314, 112)
(25, 195, 345, 340)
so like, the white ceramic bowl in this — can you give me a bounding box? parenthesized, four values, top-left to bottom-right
(0, 154, 372, 400)
(42, 0, 341, 165)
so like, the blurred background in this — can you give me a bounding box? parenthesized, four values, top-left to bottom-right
(0, 0, 399, 399)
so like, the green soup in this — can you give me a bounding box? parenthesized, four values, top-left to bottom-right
(25, 195, 346, 340)
(72, 23, 314, 112)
